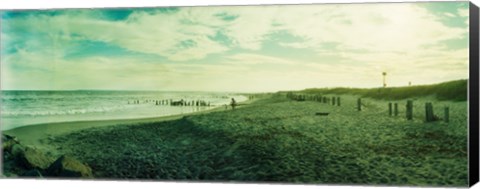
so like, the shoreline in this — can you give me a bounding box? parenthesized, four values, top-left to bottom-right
(2, 98, 257, 151)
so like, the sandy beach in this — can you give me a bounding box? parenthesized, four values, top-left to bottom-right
(2, 98, 254, 154)
(2, 94, 468, 186)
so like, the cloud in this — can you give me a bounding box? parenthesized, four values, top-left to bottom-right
(444, 12, 456, 18)
(457, 7, 469, 17)
(275, 4, 466, 52)
(2, 9, 230, 62)
(1, 2, 470, 91)
(3, 3, 468, 59)
(225, 53, 296, 65)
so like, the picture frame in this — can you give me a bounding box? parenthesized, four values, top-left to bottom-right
(1, 0, 479, 188)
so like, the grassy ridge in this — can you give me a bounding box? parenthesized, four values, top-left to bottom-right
(299, 79, 467, 101)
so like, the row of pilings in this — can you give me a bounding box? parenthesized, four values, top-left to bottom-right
(128, 99, 211, 107)
(285, 92, 450, 123)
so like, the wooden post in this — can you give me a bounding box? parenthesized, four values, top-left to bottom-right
(337, 97, 341, 106)
(406, 100, 413, 120)
(357, 98, 362, 111)
(394, 103, 398, 116)
(388, 102, 392, 116)
(425, 102, 434, 122)
(444, 106, 449, 123)
(332, 97, 336, 106)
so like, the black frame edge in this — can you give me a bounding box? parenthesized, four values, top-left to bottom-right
(470, 1, 480, 187)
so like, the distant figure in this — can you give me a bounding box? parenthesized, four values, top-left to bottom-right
(230, 98, 237, 110)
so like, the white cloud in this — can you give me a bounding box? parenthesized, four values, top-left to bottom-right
(274, 4, 466, 52)
(458, 7, 469, 17)
(225, 53, 296, 65)
(4, 10, 230, 62)
(444, 12, 456, 17)
(5, 3, 468, 61)
(1, 2, 470, 91)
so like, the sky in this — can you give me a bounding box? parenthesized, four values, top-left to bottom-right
(0, 2, 470, 92)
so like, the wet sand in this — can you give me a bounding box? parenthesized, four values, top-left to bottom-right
(3, 100, 254, 153)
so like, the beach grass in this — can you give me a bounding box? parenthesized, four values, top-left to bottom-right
(41, 94, 468, 186)
(300, 79, 467, 101)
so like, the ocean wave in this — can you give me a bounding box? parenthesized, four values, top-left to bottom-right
(1, 106, 128, 117)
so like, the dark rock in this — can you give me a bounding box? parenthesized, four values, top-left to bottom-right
(2, 134, 18, 141)
(3, 172, 18, 178)
(2, 156, 21, 177)
(46, 155, 93, 178)
(2, 134, 19, 152)
(21, 169, 43, 177)
(15, 146, 54, 170)
(10, 144, 26, 160)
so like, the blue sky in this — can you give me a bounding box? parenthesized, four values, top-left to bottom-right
(0, 2, 470, 92)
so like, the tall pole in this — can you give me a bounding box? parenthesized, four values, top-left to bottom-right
(382, 72, 387, 88)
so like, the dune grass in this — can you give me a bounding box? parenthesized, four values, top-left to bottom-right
(47, 94, 468, 186)
(299, 79, 467, 101)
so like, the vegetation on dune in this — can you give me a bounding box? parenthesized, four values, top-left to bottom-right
(48, 94, 468, 186)
(299, 79, 467, 101)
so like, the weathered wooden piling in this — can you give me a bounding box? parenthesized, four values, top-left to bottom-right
(357, 98, 362, 111)
(425, 102, 435, 122)
(337, 97, 341, 106)
(406, 100, 413, 120)
(388, 103, 392, 116)
(444, 106, 449, 123)
(394, 103, 398, 116)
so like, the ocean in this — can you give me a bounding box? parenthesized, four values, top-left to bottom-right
(0, 90, 247, 131)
